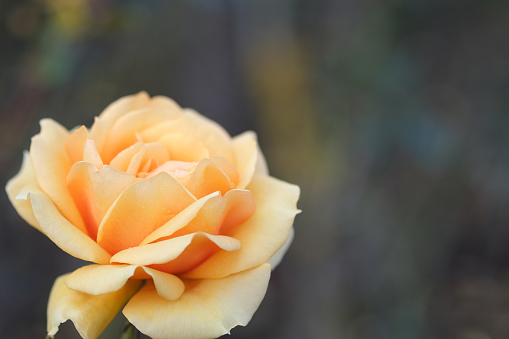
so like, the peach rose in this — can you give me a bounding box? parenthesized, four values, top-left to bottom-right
(6, 92, 300, 339)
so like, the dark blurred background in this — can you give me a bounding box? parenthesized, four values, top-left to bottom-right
(2, 0, 509, 338)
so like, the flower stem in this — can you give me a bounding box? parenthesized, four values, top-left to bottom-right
(121, 321, 140, 339)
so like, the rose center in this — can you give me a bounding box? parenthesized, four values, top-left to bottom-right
(145, 160, 198, 179)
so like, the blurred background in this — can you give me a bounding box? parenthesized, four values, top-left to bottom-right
(2, 0, 509, 338)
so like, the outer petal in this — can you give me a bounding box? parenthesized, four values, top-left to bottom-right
(5, 152, 41, 230)
(231, 131, 258, 189)
(267, 227, 294, 269)
(184, 174, 300, 279)
(124, 264, 271, 339)
(30, 191, 111, 264)
(97, 172, 196, 254)
(47, 273, 140, 339)
(111, 233, 240, 266)
(31, 119, 86, 234)
(97, 91, 151, 125)
(66, 264, 184, 301)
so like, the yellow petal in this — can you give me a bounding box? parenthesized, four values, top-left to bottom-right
(30, 119, 86, 234)
(158, 132, 210, 162)
(65, 126, 88, 164)
(83, 139, 104, 169)
(231, 131, 258, 189)
(123, 264, 271, 339)
(97, 91, 151, 125)
(140, 192, 220, 245)
(184, 158, 234, 198)
(267, 227, 294, 269)
(102, 106, 179, 163)
(30, 191, 111, 264)
(47, 273, 140, 339)
(115, 233, 240, 275)
(66, 264, 184, 301)
(88, 117, 109, 156)
(109, 142, 143, 172)
(111, 232, 240, 266)
(180, 109, 234, 161)
(140, 189, 254, 245)
(184, 174, 300, 279)
(5, 152, 41, 230)
(255, 143, 269, 175)
(67, 163, 138, 240)
(89, 92, 153, 156)
(97, 172, 196, 254)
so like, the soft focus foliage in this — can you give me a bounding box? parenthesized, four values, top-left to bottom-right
(2, 0, 509, 338)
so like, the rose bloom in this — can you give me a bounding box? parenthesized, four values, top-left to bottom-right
(6, 92, 300, 339)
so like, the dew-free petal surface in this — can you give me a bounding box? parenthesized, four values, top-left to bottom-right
(83, 140, 104, 169)
(111, 232, 240, 267)
(31, 119, 86, 234)
(267, 227, 295, 269)
(102, 106, 179, 163)
(184, 175, 300, 279)
(97, 172, 195, 254)
(96, 91, 151, 126)
(123, 264, 271, 339)
(30, 191, 111, 264)
(180, 109, 234, 162)
(65, 264, 184, 301)
(68, 163, 138, 240)
(140, 192, 220, 245)
(184, 158, 233, 198)
(231, 131, 258, 189)
(65, 126, 88, 164)
(159, 133, 209, 162)
(47, 273, 139, 339)
(5, 152, 41, 230)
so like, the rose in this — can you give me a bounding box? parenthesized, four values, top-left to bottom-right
(6, 92, 300, 339)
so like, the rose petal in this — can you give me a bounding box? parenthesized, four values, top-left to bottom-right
(31, 119, 86, 234)
(231, 131, 258, 189)
(180, 109, 234, 162)
(5, 152, 41, 230)
(110, 141, 169, 176)
(109, 142, 143, 172)
(158, 132, 210, 162)
(83, 139, 103, 169)
(140, 189, 254, 244)
(30, 191, 111, 264)
(255, 143, 269, 175)
(102, 105, 180, 163)
(97, 91, 151, 123)
(67, 163, 138, 240)
(123, 264, 271, 339)
(65, 126, 88, 164)
(111, 232, 240, 268)
(97, 172, 196, 254)
(184, 158, 234, 198)
(47, 273, 140, 339)
(139, 192, 220, 245)
(184, 174, 300, 279)
(66, 264, 184, 301)
(267, 227, 294, 269)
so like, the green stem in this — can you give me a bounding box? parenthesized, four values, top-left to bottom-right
(121, 321, 140, 339)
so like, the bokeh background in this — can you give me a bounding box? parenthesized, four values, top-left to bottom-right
(2, 0, 509, 338)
